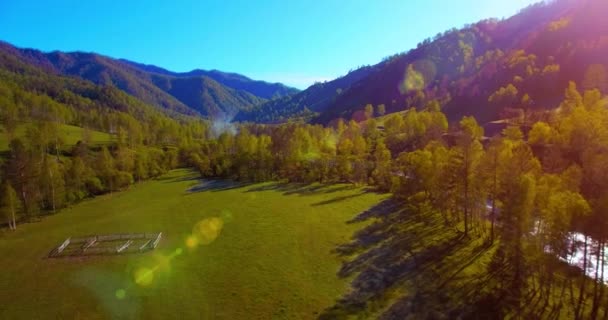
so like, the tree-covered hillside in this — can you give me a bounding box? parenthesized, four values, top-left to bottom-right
(236, 0, 608, 126)
(0, 42, 298, 118)
(234, 65, 376, 123)
(0, 44, 211, 222)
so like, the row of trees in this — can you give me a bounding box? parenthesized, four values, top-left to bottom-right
(1, 138, 179, 228)
(186, 104, 447, 186)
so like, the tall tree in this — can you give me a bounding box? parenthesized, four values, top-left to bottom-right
(0, 100, 19, 141)
(5, 139, 40, 218)
(40, 155, 65, 213)
(96, 146, 116, 192)
(371, 140, 392, 191)
(0, 182, 19, 230)
(453, 116, 485, 236)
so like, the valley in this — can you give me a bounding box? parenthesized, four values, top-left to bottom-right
(2, 0, 608, 318)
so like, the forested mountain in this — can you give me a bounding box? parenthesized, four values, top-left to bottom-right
(236, 0, 608, 125)
(234, 65, 376, 123)
(0, 42, 298, 118)
(121, 60, 299, 100)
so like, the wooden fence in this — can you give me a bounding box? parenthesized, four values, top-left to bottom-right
(48, 232, 162, 258)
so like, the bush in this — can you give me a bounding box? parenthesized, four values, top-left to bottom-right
(85, 177, 104, 195)
(113, 171, 134, 190)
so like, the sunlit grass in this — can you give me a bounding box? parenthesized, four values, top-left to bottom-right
(0, 169, 388, 319)
(0, 124, 113, 152)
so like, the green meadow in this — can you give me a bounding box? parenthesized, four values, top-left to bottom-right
(0, 124, 113, 152)
(0, 169, 389, 319)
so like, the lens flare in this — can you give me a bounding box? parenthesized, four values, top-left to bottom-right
(186, 235, 199, 248)
(401, 64, 424, 93)
(192, 217, 224, 245)
(400, 60, 437, 94)
(134, 267, 155, 286)
(115, 289, 126, 300)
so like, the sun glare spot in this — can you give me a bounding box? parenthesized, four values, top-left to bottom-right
(186, 235, 199, 248)
(134, 268, 155, 286)
(193, 217, 224, 245)
(115, 289, 126, 300)
(400, 60, 437, 94)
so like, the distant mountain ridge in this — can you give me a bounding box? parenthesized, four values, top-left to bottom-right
(0, 41, 299, 118)
(120, 59, 299, 100)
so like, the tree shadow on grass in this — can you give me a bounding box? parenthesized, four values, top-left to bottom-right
(319, 198, 504, 319)
(311, 192, 372, 206)
(156, 172, 199, 184)
(246, 182, 363, 197)
(187, 179, 253, 193)
(187, 178, 372, 199)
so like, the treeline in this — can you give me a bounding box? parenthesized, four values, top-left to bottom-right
(184, 83, 608, 318)
(188, 101, 447, 185)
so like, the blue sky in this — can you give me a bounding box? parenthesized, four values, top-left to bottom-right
(0, 0, 539, 89)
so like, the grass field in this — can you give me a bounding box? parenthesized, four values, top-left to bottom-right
(0, 169, 389, 319)
(0, 124, 113, 152)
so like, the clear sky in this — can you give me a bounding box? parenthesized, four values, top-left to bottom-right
(0, 0, 540, 89)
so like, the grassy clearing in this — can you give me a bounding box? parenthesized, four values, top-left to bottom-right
(0, 169, 388, 319)
(0, 124, 113, 152)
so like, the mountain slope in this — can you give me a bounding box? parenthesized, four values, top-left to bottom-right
(319, 0, 607, 125)
(0, 40, 198, 138)
(0, 42, 296, 118)
(149, 74, 264, 116)
(234, 65, 376, 123)
(239, 0, 608, 125)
